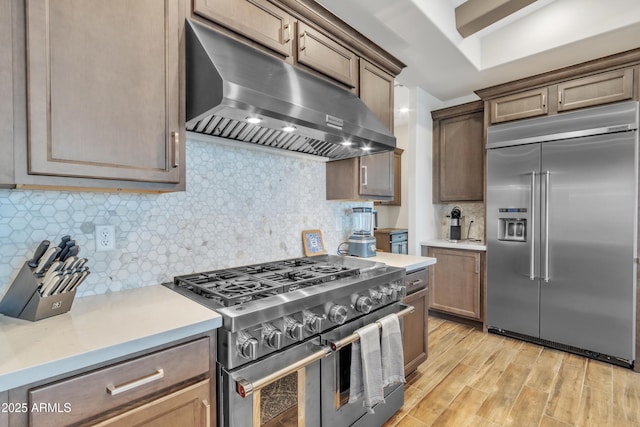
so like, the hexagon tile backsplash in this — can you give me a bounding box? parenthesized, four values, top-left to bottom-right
(0, 137, 370, 298)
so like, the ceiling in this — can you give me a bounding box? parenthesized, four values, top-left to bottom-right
(316, 0, 640, 107)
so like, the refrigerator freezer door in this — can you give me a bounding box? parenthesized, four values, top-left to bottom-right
(487, 143, 541, 337)
(540, 131, 637, 361)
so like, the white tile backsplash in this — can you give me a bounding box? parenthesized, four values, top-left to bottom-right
(0, 137, 370, 298)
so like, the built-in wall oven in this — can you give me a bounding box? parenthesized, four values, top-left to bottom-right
(164, 255, 410, 426)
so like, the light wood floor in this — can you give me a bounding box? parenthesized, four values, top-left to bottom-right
(384, 316, 640, 427)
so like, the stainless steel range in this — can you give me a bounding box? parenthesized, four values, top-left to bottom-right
(164, 255, 410, 427)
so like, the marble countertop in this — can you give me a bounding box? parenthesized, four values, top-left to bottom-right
(0, 285, 221, 392)
(358, 252, 437, 272)
(421, 239, 487, 251)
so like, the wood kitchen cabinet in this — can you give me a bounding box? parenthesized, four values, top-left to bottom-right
(7, 0, 186, 191)
(326, 152, 394, 200)
(402, 268, 429, 376)
(296, 21, 359, 89)
(0, 0, 14, 187)
(481, 64, 638, 125)
(90, 380, 211, 427)
(359, 59, 395, 129)
(376, 148, 403, 206)
(556, 68, 634, 112)
(432, 101, 484, 203)
(193, 0, 293, 58)
(426, 247, 483, 322)
(7, 335, 215, 427)
(488, 87, 548, 124)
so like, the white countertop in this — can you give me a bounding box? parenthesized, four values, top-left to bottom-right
(421, 239, 487, 251)
(363, 252, 437, 272)
(0, 285, 221, 392)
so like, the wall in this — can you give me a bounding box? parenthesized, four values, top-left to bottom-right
(0, 136, 369, 299)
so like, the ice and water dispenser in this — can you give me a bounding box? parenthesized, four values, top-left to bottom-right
(498, 208, 527, 242)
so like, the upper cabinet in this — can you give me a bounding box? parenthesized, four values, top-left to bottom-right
(193, 0, 293, 58)
(25, 0, 184, 187)
(326, 152, 394, 200)
(556, 68, 634, 112)
(0, 0, 14, 187)
(478, 51, 640, 126)
(296, 21, 359, 88)
(376, 148, 403, 206)
(359, 59, 395, 130)
(432, 101, 484, 203)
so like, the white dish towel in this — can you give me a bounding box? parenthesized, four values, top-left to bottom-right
(379, 313, 406, 387)
(348, 323, 385, 413)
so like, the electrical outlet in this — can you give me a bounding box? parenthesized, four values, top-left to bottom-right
(95, 225, 116, 251)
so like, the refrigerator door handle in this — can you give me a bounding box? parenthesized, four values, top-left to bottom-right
(530, 171, 536, 280)
(544, 171, 551, 283)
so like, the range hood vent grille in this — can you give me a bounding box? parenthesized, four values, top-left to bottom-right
(187, 114, 358, 159)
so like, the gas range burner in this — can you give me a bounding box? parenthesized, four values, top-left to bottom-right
(175, 273, 282, 307)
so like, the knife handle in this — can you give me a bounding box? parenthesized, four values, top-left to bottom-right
(28, 240, 50, 268)
(57, 235, 71, 249)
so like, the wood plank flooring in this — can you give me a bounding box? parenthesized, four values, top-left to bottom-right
(383, 317, 640, 427)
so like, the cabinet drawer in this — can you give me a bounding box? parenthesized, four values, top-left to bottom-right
(390, 232, 407, 243)
(29, 338, 210, 426)
(405, 268, 428, 294)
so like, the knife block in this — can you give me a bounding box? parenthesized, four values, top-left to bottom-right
(0, 262, 76, 321)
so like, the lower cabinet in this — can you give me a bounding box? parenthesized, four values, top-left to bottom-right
(6, 335, 214, 427)
(91, 380, 211, 427)
(426, 247, 484, 321)
(402, 268, 428, 376)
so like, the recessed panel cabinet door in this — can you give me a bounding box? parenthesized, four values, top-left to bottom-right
(26, 0, 183, 183)
(193, 0, 293, 57)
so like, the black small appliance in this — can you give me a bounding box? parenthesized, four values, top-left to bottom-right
(450, 206, 462, 241)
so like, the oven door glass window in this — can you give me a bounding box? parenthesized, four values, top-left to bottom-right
(336, 344, 352, 408)
(256, 370, 305, 427)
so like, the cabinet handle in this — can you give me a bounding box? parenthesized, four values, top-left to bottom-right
(409, 279, 423, 287)
(361, 165, 368, 186)
(171, 131, 179, 169)
(558, 91, 563, 104)
(299, 32, 306, 51)
(202, 399, 211, 427)
(106, 368, 164, 396)
(475, 258, 480, 274)
(542, 94, 546, 108)
(283, 24, 291, 43)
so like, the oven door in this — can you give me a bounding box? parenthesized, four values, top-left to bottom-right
(220, 339, 323, 427)
(319, 303, 407, 427)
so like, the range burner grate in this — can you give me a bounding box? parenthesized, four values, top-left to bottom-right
(173, 257, 360, 307)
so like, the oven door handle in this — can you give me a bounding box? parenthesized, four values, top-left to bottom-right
(328, 304, 415, 351)
(236, 346, 332, 398)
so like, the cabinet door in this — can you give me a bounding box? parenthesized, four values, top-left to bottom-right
(402, 287, 428, 376)
(193, 0, 293, 57)
(0, 0, 13, 186)
(359, 152, 393, 198)
(359, 59, 394, 130)
(437, 111, 484, 202)
(376, 148, 403, 206)
(296, 22, 358, 89)
(91, 380, 211, 427)
(557, 68, 634, 112)
(428, 248, 481, 320)
(489, 87, 548, 124)
(26, 0, 183, 184)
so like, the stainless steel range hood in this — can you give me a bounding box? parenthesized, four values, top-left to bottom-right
(185, 20, 396, 160)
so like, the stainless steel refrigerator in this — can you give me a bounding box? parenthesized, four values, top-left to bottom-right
(486, 101, 638, 367)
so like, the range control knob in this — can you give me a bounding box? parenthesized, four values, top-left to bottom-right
(328, 304, 348, 324)
(355, 295, 373, 313)
(379, 286, 392, 303)
(303, 310, 324, 333)
(238, 336, 258, 360)
(265, 329, 283, 350)
(391, 285, 407, 300)
(370, 290, 383, 304)
(285, 319, 304, 341)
